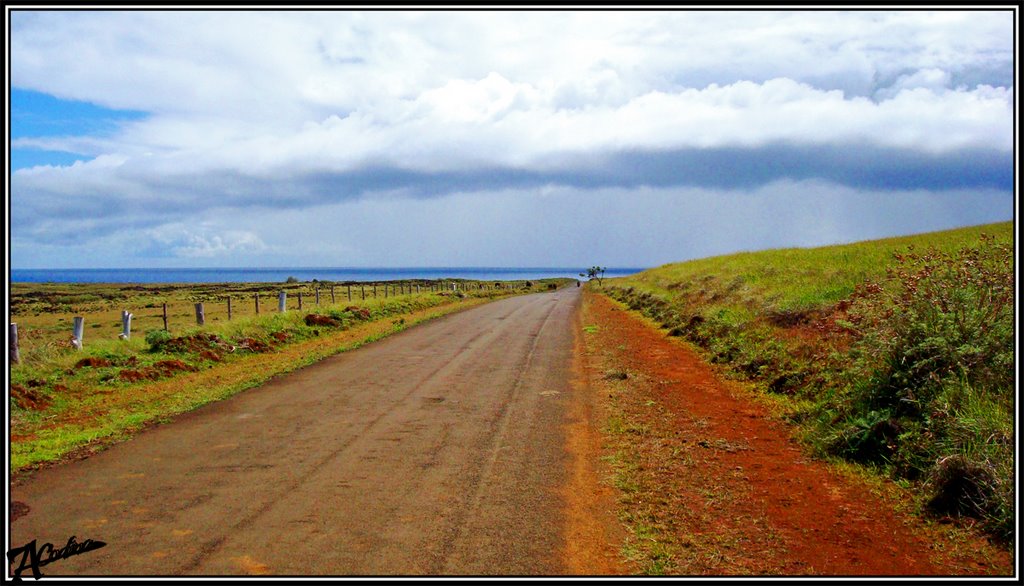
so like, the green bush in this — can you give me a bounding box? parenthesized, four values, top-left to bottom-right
(825, 235, 1014, 539)
(145, 329, 173, 351)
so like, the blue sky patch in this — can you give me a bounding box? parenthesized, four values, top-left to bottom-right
(10, 88, 146, 169)
(10, 149, 86, 170)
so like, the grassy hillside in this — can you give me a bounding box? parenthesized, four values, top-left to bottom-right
(619, 222, 1013, 313)
(601, 221, 1014, 543)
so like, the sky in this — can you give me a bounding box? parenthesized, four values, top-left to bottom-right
(6, 8, 1017, 269)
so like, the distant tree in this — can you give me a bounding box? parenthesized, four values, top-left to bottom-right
(285, 276, 299, 284)
(579, 266, 607, 286)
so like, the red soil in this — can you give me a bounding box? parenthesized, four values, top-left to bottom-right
(74, 357, 113, 369)
(199, 349, 223, 362)
(237, 337, 273, 353)
(117, 359, 198, 383)
(10, 384, 51, 411)
(304, 313, 342, 327)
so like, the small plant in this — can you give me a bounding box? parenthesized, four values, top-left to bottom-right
(145, 329, 172, 351)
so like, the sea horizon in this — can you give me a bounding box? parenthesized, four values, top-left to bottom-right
(9, 266, 646, 285)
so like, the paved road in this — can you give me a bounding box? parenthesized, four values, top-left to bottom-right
(9, 288, 582, 577)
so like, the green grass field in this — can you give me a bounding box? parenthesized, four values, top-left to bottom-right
(600, 221, 1015, 544)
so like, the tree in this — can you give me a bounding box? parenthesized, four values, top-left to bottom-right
(579, 266, 607, 286)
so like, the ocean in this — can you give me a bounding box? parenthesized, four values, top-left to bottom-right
(9, 267, 646, 284)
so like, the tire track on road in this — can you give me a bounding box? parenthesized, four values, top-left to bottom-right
(430, 292, 564, 574)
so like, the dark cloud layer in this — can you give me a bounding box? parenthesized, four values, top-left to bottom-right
(224, 144, 1016, 204)
(12, 143, 1013, 244)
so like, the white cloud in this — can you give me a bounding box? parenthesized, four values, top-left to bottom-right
(146, 223, 268, 259)
(13, 76, 1011, 183)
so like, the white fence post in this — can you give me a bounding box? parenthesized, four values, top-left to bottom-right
(9, 323, 20, 364)
(72, 317, 85, 350)
(120, 310, 133, 339)
(279, 291, 287, 313)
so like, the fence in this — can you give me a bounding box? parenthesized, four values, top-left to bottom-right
(8, 279, 531, 356)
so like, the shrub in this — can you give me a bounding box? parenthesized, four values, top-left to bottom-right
(847, 236, 1013, 407)
(145, 329, 173, 351)
(828, 235, 1014, 538)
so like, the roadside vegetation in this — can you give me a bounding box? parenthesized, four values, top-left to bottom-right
(9, 278, 571, 473)
(598, 221, 1014, 545)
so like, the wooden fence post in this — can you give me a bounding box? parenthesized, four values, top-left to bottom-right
(361, 285, 365, 300)
(227, 297, 233, 321)
(298, 292, 303, 310)
(347, 285, 352, 302)
(255, 293, 260, 315)
(72, 317, 84, 350)
(121, 310, 133, 339)
(162, 303, 169, 331)
(373, 284, 377, 298)
(279, 291, 287, 313)
(331, 286, 336, 304)
(10, 323, 20, 364)
(195, 303, 205, 326)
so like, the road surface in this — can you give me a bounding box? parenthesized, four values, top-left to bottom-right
(9, 288, 582, 576)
